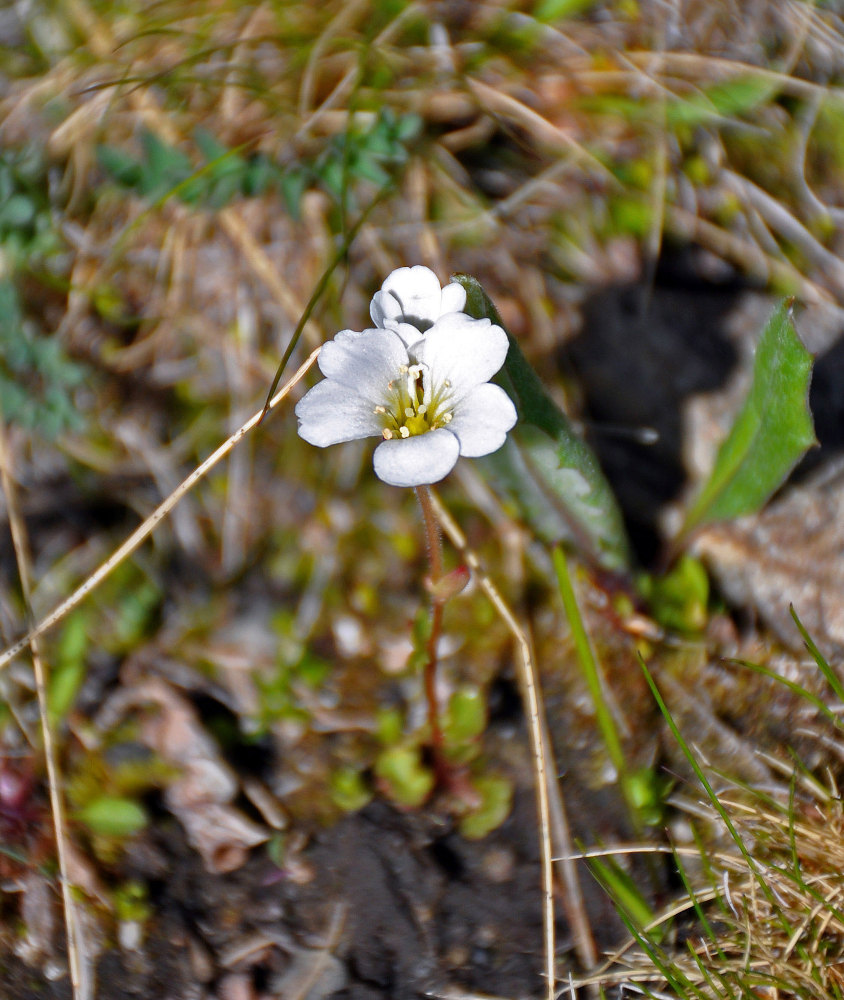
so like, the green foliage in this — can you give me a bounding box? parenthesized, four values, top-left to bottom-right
(625, 767, 672, 828)
(789, 605, 844, 704)
(0, 146, 63, 268)
(48, 609, 91, 726)
(680, 301, 816, 539)
(0, 279, 88, 437)
(253, 612, 331, 731)
(456, 274, 631, 572)
(113, 880, 152, 923)
(640, 654, 779, 909)
(375, 705, 404, 745)
(589, 854, 658, 933)
(553, 549, 674, 829)
(330, 765, 373, 813)
(108, 573, 163, 653)
(374, 745, 434, 807)
(458, 774, 514, 840)
(371, 686, 511, 833)
(0, 147, 90, 438)
(406, 607, 432, 674)
(667, 75, 778, 127)
(442, 687, 487, 748)
(553, 547, 638, 820)
(639, 554, 709, 633)
(442, 686, 489, 766)
(533, 0, 598, 22)
(97, 109, 421, 217)
(68, 738, 172, 859)
(76, 796, 148, 837)
(581, 74, 777, 129)
(254, 651, 329, 731)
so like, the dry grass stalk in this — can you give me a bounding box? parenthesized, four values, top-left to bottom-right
(0, 421, 90, 999)
(571, 774, 844, 1000)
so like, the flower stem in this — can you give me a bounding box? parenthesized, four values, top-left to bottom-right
(414, 485, 446, 763)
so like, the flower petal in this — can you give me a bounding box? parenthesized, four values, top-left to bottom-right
(373, 429, 460, 487)
(439, 280, 467, 316)
(369, 290, 397, 328)
(416, 313, 509, 397)
(370, 265, 445, 330)
(318, 328, 407, 403)
(295, 378, 383, 447)
(447, 383, 518, 457)
(382, 320, 426, 349)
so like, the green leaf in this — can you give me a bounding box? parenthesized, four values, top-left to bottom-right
(589, 855, 658, 933)
(394, 112, 422, 143)
(243, 154, 279, 196)
(705, 75, 777, 117)
(96, 145, 143, 187)
(138, 130, 194, 199)
(638, 554, 709, 633)
(350, 153, 392, 188)
(443, 686, 486, 746)
(330, 766, 372, 812)
(455, 274, 631, 572)
(534, 0, 597, 21)
(48, 610, 90, 725)
(375, 706, 404, 745)
(77, 796, 148, 837)
(0, 194, 36, 230)
(280, 167, 308, 219)
(681, 301, 815, 537)
(374, 746, 434, 807)
(192, 127, 228, 162)
(458, 774, 514, 839)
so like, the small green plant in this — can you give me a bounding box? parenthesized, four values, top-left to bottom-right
(252, 611, 331, 732)
(0, 146, 89, 438)
(97, 109, 422, 217)
(0, 146, 63, 268)
(638, 554, 710, 634)
(68, 744, 173, 862)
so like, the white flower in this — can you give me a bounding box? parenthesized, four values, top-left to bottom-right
(296, 312, 517, 488)
(369, 265, 467, 345)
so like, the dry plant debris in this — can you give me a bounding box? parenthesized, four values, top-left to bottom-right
(2, 1, 844, 998)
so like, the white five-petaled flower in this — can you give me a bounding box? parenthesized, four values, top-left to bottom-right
(295, 309, 518, 488)
(369, 265, 468, 345)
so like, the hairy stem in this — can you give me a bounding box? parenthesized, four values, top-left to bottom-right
(414, 485, 445, 761)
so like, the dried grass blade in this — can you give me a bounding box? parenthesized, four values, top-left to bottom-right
(0, 421, 89, 998)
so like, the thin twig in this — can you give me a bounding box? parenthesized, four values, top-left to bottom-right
(430, 490, 599, 998)
(0, 422, 88, 998)
(0, 349, 320, 673)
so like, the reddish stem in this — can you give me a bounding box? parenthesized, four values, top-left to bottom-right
(414, 485, 446, 763)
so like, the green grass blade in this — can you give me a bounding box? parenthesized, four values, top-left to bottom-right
(730, 657, 844, 731)
(553, 547, 640, 824)
(789, 604, 844, 703)
(639, 655, 788, 930)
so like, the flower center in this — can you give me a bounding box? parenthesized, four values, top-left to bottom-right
(376, 363, 454, 440)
